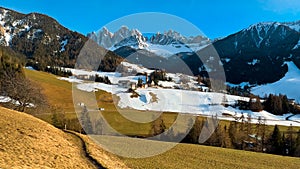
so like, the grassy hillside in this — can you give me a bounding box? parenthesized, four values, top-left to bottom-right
(0, 106, 95, 168)
(24, 69, 75, 112)
(0, 106, 128, 169)
(85, 136, 300, 169)
(1, 105, 299, 169)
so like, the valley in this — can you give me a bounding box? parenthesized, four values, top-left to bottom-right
(1, 5, 300, 169)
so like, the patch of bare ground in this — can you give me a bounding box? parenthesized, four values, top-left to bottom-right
(149, 92, 158, 103)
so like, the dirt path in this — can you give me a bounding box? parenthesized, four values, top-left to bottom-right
(64, 130, 106, 169)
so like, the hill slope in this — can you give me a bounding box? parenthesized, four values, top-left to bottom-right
(84, 135, 300, 169)
(0, 106, 96, 169)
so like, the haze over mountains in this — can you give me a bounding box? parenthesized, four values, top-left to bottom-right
(1, 7, 300, 86)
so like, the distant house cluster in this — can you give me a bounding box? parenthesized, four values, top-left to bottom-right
(75, 74, 111, 84)
(117, 69, 211, 93)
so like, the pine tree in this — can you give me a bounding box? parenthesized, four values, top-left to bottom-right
(269, 125, 283, 154)
(79, 106, 93, 134)
(51, 112, 60, 128)
(294, 130, 300, 156)
(137, 78, 143, 88)
(150, 115, 166, 138)
(184, 117, 203, 144)
(94, 117, 104, 135)
(229, 121, 237, 148)
(249, 95, 263, 112)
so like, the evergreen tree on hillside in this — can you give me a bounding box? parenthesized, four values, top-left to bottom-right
(249, 96, 263, 112)
(264, 94, 290, 115)
(294, 130, 300, 157)
(281, 95, 290, 114)
(79, 106, 93, 134)
(269, 125, 283, 154)
(150, 114, 166, 137)
(94, 117, 104, 135)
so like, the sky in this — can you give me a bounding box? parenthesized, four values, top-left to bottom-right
(0, 0, 300, 38)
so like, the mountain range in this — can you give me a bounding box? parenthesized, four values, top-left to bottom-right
(87, 26, 210, 57)
(1, 7, 300, 85)
(90, 22, 300, 85)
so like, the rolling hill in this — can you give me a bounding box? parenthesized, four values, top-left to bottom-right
(0, 106, 127, 169)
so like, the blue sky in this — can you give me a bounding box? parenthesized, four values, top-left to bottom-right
(1, 0, 300, 38)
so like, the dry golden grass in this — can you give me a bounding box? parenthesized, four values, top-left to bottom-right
(85, 136, 300, 169)
(0, 106, 97, 169)
(24, 69, 75, 112)
(69, 132, 129, 169)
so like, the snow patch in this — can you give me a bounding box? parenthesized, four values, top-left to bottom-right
(60, 39, 68, 52)
(146, 43, 193, 58)
(292, 39, 300, 50)
(247, 59, 259, 65)
(25, 66, 35, 70)
(58, 77, 83, 83)
(252, 62, 300, 102)
(225, 58, 231, 63)
(0, 96, 11, 103)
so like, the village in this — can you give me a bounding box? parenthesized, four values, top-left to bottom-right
(72, 62, 211, 93)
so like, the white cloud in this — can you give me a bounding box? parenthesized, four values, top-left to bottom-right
(259, 0, 300, 13)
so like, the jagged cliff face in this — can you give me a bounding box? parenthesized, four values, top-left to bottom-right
(88, 26, 148, 49)
(87, 26, 210, 56)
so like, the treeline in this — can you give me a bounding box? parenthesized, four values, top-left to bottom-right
(45, 67, 72, 77)
(234, 94, 300, 115)
(149, 115, 300, 157)
(149, 70, 172, 85)
(27, 61, 73, 77)
(75, 74, 111, 84)
(227, 85, 251, 97)
(197, 75, 211, 88)
(94, 75, 111, 84)
(263, 94, 299, 115)
(50, 106, 300, 157)
(51, 106, 105, 134)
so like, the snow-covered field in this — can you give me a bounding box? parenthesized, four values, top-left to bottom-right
(116, 88, 300, 126)
(252, 62, 300, 103)
(145, 43, 209, 58)
(57, 62, 300, 127)
(72, 81, 300, 126)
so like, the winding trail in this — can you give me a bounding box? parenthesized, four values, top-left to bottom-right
(64, 130, 106, 169)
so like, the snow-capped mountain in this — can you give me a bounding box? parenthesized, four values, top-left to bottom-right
(88, 27, 210, 57)
(213, 21, 300, 85)
(284, 20, 300, 32)
(150, 30, 209, 45)
(92, 21, 300, 86)
(88, 26, 147, 49)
